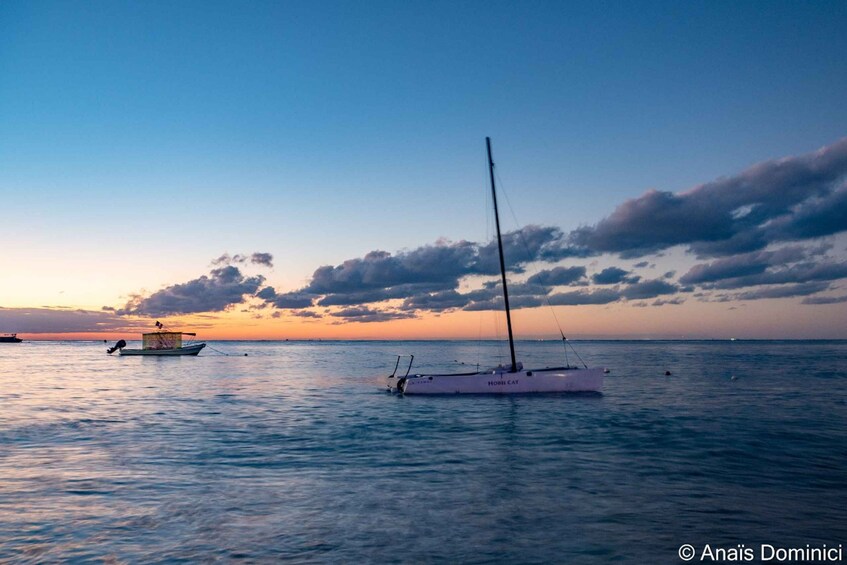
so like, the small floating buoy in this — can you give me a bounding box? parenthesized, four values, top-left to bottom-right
(603, 369, 610, 374)
(665, 370, 672, 376)
(244, 353, 248, 356)
(731, 375, 737, 381)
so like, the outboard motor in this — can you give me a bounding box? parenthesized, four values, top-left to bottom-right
(107, 339, 127, 354)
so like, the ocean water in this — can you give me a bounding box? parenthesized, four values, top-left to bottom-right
(0, 339, 845, 563)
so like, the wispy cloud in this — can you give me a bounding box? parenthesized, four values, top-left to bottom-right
(547, 288, 621, 305)
(802, 294, 847, 305)
(732, 281, 832, 300)
(212, 251, 275, 268)
(329, 307, 415, 323)
(290, 310, 322, 318)
(652, 297, 685, 306)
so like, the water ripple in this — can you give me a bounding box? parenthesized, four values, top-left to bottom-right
(0, 340, 845, 562)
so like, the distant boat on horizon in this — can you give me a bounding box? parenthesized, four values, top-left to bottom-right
(0, 333, 23, 343)
(385, 138, 604, 395)
(107, 322, 206, 356)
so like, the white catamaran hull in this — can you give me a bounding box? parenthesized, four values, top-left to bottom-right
(384, 139, 605, 397)
(388, 366, 603, 395)
(119, 343, 206, 356)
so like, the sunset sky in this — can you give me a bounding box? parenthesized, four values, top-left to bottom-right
(1, 1, 846, 339)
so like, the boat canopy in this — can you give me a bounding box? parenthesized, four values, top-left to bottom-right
(142, 331, 194, 350)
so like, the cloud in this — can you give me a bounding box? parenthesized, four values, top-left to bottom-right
(502, 282, 553, 296)
(0, 307, 146, 334)
(256, 286, 278, 300)
(526, 266, 587, 286)
(802, 294, 847, 305)
(305, 246, 472, 296)
(620, 278, 680, 300)
(591, 266, 639, 285)
(398, 281, 552, 314)
(402, 290, 475, 311)
(117, 265, 265, 316)
(765, 186, 847, 241)
(476, 225, 586, 272)
(212, 251, 274, 268)
(268, 292, 316, 309)
(259, 226, 584, 315)
(570, 137, 847, 258)
(571, 189, 733, 257)
(255, 286, 317, 308)
(733, 281, 831, 300)
(462, 293, 545, 311)
(212, 253, 246, 265)
(674, 240, 847, 303)
(243, 140, 847, 321)
(316, 283, 448, 307)
(547, 288, 622, 305)
(250, 252, 274, 267)
(679, 246, 827, 286)
(329, 307, 415, 323)
(652, 297, 685, 306)
(463, 277, 673, 307)
(681, 254, 768, 285)
(291, 310, 323, 318)
(707, 261, 847, 290)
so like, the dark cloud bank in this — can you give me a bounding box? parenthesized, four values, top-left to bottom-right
(90, 139, 847, 326)
(111, 252, 274, 318)
(571, 138, 847, 258)
(251, 138, 847, 322)
(0, 307, 146, 334)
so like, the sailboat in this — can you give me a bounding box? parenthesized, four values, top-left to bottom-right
(385, 138, 604, 394)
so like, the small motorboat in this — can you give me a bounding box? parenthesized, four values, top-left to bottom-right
(0, 333, 23, 343)
(107, 322, 206, 356)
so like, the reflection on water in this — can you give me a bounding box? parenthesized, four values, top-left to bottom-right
(1, 340, 846, 562)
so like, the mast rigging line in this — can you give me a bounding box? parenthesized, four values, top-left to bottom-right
(492, 160, 589, 369)
(492, 166, 569, 335)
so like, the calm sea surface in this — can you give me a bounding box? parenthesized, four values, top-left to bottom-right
(1, 340, 845, 563)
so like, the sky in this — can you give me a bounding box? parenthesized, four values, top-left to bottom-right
(1, 0, 846, 340)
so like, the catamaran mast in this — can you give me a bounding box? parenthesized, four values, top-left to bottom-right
(486, 137, 517, 373)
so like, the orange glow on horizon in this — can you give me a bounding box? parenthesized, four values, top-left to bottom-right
(13, 297, 847, 341)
